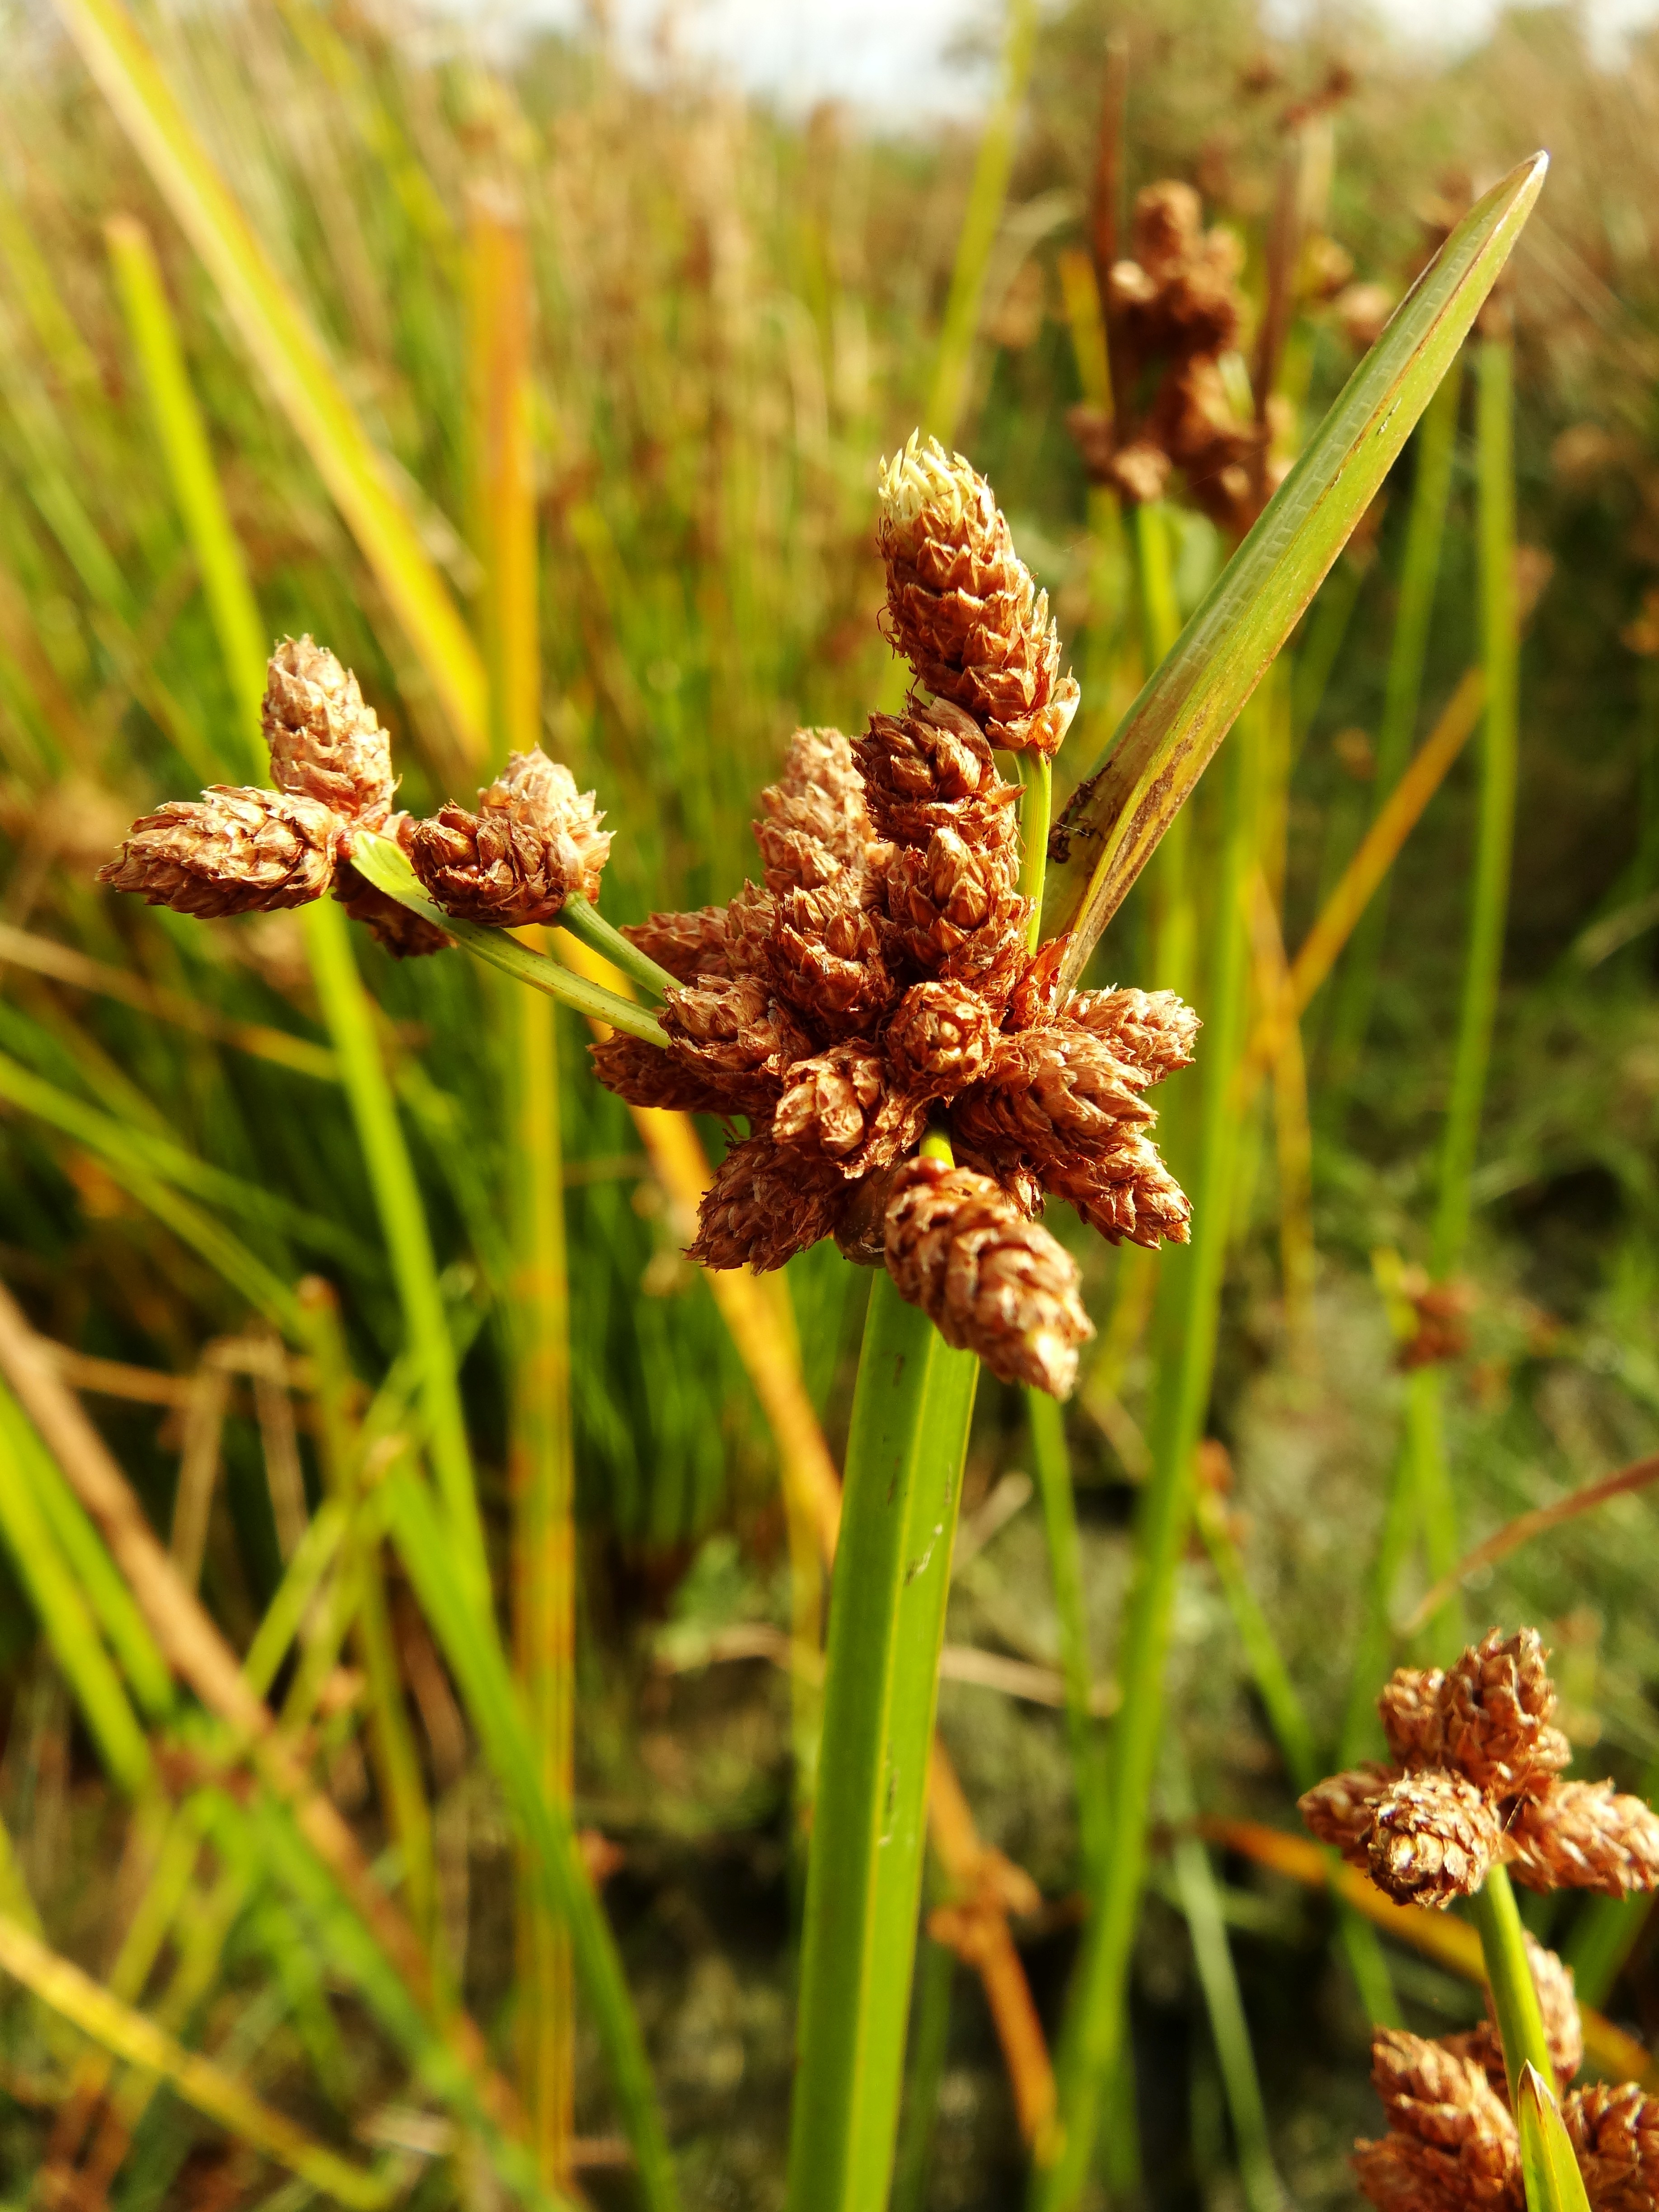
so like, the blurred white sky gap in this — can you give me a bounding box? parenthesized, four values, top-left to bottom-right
(497, 0, 1659, 120)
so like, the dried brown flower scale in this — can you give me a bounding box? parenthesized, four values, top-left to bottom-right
(99, 447, 1197, 1399)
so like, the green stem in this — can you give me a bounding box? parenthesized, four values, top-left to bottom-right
(785, 1269, 979, 2212)
(924, 0, 1040, 444)
(1434, 337, 1516, 1280)
(1323, 357, 1461, 1093)
(558, 895, 675, 999)
(348, 837, 669, 1046)
(1026, 1388, 1109, 1873)
(1019, 754, 1052, 950)
(1035, 713, 1257, 2212)
(890, 1917, 956, 2212)
(1472, 1865, 1552, 2091)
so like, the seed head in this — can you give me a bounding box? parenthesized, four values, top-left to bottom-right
(884, 981, 996, 1096)
(1564, 2082, 1659, 2212)
(1064, 987, 1200, 1086)
(883, 1155, 1094, 1398)
(1380, 1667, 1450, 1765)
(98, 786, 340, 919)
(755, 726, 872, 890)
(1039, 1135, 1193, 1250)
(1366, 1768, 1503, 1909)
(262, 636, 394, 824)
(1440, 1629, 1571, 1801)
(686, 1133, 850, 1273)
(660, 976, 812, 1114)
(1299, 1763, 1393, 1865)
(1507, 1781, 1659, 1899)
(773, 1045, 925, 1176)
(622, 905, 731, 984)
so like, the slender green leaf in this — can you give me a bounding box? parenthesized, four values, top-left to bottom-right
(55, 0, 488, 755)
(1046, 152, 1547, 984)
(349, 836, 670, 1045)
(384, 1467, 680, 2212)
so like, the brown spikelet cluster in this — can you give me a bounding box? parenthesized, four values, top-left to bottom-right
(1066, 183, 1276, 536)
(1353, 1944, 1659, 2212)
(595, 440, 1197, 1396)
(99, 638, 607, 959)
(1301, 1627, 1659, 1909)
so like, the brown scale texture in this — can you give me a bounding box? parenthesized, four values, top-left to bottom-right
(409, 800, 581, 928)
(587, 1031, 741, 1119)
(1298, 1763, 1393, 1865)
(333, 816, 451, 958)
(687, 1134, 849, 1273)
(1040, 1135, 1193, 1251)
(882, 830, 1029, 1004)
(855, 699, 1008, 830)
(1366, 1768, 1503, 1909)
(660, 977, 811, 1113)
(876, 437, 1078, 757)
(767, 876, 897, 1031)
(98, 787, 340, 919)
(1440, 1628, 1571, 1800)
(773, 1046, 925, 1176)
(1064, 987, 1200, 1085)
(622, 906, 731, 984)
(951, 1025, 1154, 1162)
(1355, 2030, 1523, 2212)
(883, 1156, 1094, 1397)
(1564, 2084, 1659, 2212)
(262, 635, 394, 824)
(1507, 1781, 1659, 1898)
(479, 750, 611, 900)
(1380, 1668, 1450, 1766)
(755, 726, 871, 890)
(883, 981, 996, 1097)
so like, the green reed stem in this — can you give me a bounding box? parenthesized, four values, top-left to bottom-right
(1019, 754, 1053, 951)
(924, 0, 1039, 444)
(1035, 713, 1257, 2212)
(891, 1917, 955, 2212)
(108, 210, 491, 1611)
(1472, 1865, 1552, 2092)
(786, 1265, 979, 2212)
(1323, 358, 1461, 1092)
(1165, 1744, 1288, 2212)
(559, 895, 675, 998)
(1026, 1388, 1108, 1873)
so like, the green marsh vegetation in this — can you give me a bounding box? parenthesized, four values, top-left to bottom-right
(0, 2, 1659, 2208)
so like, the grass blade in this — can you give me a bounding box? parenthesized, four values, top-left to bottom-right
(0, 1912, 397, 2209)
(1517, 2062, 1595, 2212)
(786, 1269, 978, 2212)
(384, 1467, 680, 2212)
(55, 0, 487, 756)
(1046, 153, 1547, 984)
(1026, 1389, 1109, 1873)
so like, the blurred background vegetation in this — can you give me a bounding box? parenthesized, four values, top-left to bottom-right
(2, 0, 1659, 2207)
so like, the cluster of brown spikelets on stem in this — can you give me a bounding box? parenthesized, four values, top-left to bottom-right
(98, 438, 1199, 1397)
(1298, 1626, 1659, 2212)
(1066, 181, 1281, 530)
(1300, 1626, 1659, 1909)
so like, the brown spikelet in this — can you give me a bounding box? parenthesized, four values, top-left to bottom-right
(1358, 2030, 1523, 2212)
(1507, 1780, 1659, 1898)
(876, 436, 1078, 757)
(883, 981, 996, 1097)
(686, 1133, 848, 1272)
(1298, 1763, 1393, 1865)
(951, 1026, 1155, 1162)
(1380, 1668, 1449, 1765)
(589, 1031, 740, 1119)
(1563, 2082, 1659, 2212)
(661, 977, 811, 1113)
(854, 700, 1019, 851)
(1366, 1768, 1502, 1908)
(408, 800, 580, 928)
(1440, 1629, 1572, 1801)
(882, 830, 1029, 1003)
(622, 906, 731, 984)
(262, 635, 394, 824)
(334, 817, 451, 957)
(1038, 1134, 1193, 1251)
(773, 1046, 925, 1176)
(754, 726, 871, 889)
(767, 876, 897, 1031)
(883, 1156, 1094, 1398)
(99, 787, 340, 919)
(1352, 2133, 1481, 2212)
(723, 880, 778, 979)
(1064, 987, 1201, 1086)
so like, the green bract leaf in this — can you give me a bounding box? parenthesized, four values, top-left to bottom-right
(347, 837, 670, 1048)
(1045, 151, 1547, 987)
(1517, 2062, 1594, 2212)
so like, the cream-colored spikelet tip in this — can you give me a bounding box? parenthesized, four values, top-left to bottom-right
(877, 430, 975, 530)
